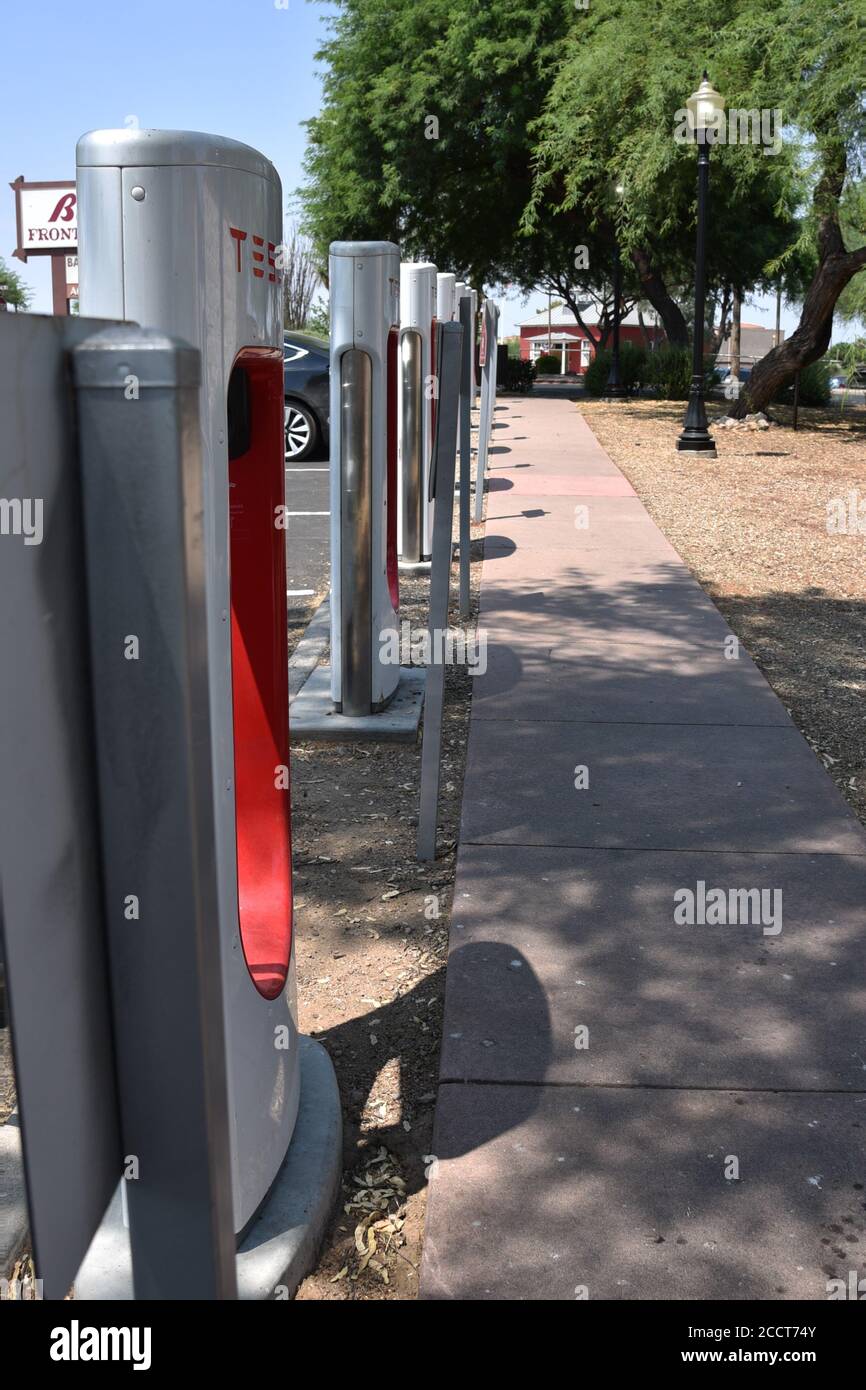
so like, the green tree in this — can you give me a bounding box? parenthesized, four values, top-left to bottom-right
(301, 0, 803, 359)
(527, 0, 804, 351)
(721, 0, 866, 415)
(0, 257, 33, 311)
(301, 0, 573, 284)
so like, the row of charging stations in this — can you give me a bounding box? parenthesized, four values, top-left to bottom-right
(77, 128, 299, 1238)
(75, 127, 481, 1254)
(329, 249, 478, 718)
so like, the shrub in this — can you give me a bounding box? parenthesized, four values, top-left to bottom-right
(645, 346, 692, 400)
(772, 359, 832, 408)
(645, 347, 718, 401)
(583, 343, 647, 397)
(534, 352, 561, 374)
(502, 356, 536, 392)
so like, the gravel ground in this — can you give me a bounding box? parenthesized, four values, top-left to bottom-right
(581, 396, 866, 824)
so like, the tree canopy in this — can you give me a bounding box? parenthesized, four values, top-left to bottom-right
(300, 0, 865, 409)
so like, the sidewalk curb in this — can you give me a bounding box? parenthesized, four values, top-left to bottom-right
(289, 594, 331, 700)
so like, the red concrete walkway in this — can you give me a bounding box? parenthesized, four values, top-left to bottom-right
(420, 396, 866, 1301)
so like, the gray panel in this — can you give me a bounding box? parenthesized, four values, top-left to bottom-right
(0, 313, 122, 1300)
(72, 326, 237, 1299)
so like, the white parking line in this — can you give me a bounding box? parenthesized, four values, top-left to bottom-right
(287, 589, 316, 596)
(285, 465, 329, 470)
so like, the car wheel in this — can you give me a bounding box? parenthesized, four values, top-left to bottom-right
(284, 401, 317, 461)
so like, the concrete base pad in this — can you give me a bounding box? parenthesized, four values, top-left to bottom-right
(290, 666, 426, 744)
(398, 559, 432, 574)
(75, 1037, 341, 1300)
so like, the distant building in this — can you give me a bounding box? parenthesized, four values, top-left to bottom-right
(519, 304, 784, 376)
(518, 303, 663, 375)
(715, 322, 783, 369)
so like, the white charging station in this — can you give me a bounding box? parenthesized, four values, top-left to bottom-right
(398, 261, 437, 565)
(437, 272, 457, 325)
(329, 241, 401, 716)
(77, 128, 299, 1238)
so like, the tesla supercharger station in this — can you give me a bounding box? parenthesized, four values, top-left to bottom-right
(398, 261, 437, 565)
(329, 241, 401, 716)
(77, 129, 299, 1238)
(437, 271, 457, 325)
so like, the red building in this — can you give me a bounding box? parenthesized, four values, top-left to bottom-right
(518, 303, 663, 375)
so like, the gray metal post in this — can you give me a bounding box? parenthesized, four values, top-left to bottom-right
(0, 314, 122, 1301)
(417, 322, 463, 862)
(474, 301, 497, 522)
(488, 304, 501, 429)
(72, 326, 237, 1300)
(458, 296, 473, 620)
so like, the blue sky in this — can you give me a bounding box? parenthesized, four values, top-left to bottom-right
(2, 0, 813, 339)
(2, 0, 331, 313)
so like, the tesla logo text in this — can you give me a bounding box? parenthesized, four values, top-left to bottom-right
(229, 226, 277, 282)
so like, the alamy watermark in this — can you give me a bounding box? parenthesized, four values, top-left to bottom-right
(674, 880, 782, 936)
(827, 489, 866, 535)
(0, 497, 43, 546)
(674, 108, 782, 157)
(379, 621, 487, 675)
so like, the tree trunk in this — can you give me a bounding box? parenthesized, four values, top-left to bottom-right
(730, 246, 866, 416)
(730, 289, 741, 380)
(630, 246, 689, 348)
(731, 139, 866, 418)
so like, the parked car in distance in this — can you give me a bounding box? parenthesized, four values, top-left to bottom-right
(829, 374, 848, 390)
(283, 331, 330, 461)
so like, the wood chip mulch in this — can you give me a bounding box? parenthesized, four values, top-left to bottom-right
(581, 396, 866, 825)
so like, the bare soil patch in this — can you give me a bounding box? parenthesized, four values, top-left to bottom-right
(293, 530, 484, 1300)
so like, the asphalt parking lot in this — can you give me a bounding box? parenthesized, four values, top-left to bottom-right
(285, 438, 330, 633)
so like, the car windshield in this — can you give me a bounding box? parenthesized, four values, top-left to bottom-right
(285, 331, 329, 355)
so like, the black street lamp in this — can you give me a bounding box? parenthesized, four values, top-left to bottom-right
(677, 73, 724, 455)
(605, 178, 627, 399)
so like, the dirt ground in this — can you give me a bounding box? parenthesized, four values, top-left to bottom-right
(292, 523, 484, 1300)
(581, 395, 866, 826)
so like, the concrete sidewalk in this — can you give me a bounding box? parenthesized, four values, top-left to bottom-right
(420, 397, 866, 1301)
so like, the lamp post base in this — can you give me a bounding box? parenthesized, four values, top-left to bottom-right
(677, 373, 716, 455)
(676, 432, 717, 456)
(603, 384, 628, 400)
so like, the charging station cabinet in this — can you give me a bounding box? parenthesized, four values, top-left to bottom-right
(398, 261, 437, 565)
(77, 127, 299, 1236)
(328, 241, 401, 717)
(436, 272, 457, 326)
